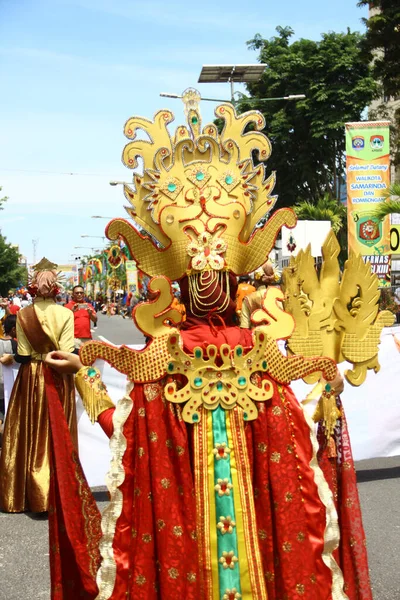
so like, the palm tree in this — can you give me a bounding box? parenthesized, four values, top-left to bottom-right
(293, 193, 347, 234)
(372, 183, 400, 220)
(293, 193, 348, 266)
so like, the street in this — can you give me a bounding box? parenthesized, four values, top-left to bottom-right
(0, 314, 399, 599)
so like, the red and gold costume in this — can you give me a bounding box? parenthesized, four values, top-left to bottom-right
(47, 100, 387, 600)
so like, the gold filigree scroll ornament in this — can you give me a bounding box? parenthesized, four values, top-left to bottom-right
(80, 276, 182, 382)
(163, 320, 338, 424)
(105, 103, 296, 282)
(282, 230, 394, 387)
(164, 330, 274, 423)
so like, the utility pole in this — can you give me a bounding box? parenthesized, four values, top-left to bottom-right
(32, 238, 39, 265)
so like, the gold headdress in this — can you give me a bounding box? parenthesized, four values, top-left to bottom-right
(107, 103, 296, 281)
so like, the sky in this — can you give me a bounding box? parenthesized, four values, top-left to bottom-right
(0, 0, 369, 265)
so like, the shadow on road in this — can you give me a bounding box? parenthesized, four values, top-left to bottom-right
(356, 466, 400, 483)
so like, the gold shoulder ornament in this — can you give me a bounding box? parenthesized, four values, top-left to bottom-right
(282, 230, 394, 387)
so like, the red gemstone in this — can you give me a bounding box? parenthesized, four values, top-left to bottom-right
(209, 348, 215, 356)
(220, 483, 227, 492)
(218, 448, 225, 456)
(223, 347, 229, 356)
(211, 396, 216, 401)
(259, 333, 265, 341)
(170, 336, 177, 345)
(223, 521, 230, 530)
(225, 556, 232, 565)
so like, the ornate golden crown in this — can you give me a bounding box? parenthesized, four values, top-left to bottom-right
(107, 104, 296, 280)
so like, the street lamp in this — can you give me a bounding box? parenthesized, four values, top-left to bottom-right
(160, 65, 305, 108)
(81, 234, 106, 241)
(74, 246, 101, 252)
(198, 64, 268, 102)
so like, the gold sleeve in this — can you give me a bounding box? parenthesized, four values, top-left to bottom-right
(75, 366, 115, 424)
(240, 297, 252, 329)
(16, 317, 32, 356)
(59, 311, 75, 353)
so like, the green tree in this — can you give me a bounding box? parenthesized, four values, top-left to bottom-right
(240, 27, 377, 208)
(293, 193, 348, 264)
(358, 0, 400, 98)
(0, 186, 8, 210)
(358, 1, 400, 176)
(372, 183, 400, 219)
(0, 234, 27, 296)
(293, 194, 347, 234)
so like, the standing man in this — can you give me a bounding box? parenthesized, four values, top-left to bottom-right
(65, 285, 97, 348)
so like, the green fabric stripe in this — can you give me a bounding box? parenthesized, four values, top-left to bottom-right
(212, 406, 241, 599)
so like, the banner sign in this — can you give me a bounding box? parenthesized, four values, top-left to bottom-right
(125, 260, 138, 294)
(346, 121, 391, 288)
(345, 121, 391, 256)
(58, 264, 78, 288)
(362, 255, 391, 287)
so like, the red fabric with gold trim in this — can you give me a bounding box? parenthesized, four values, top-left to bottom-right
(245, 376, 333, 599)
(105, 382, 200, 599)
(317, 399, 373, 600)
(45, 366, 101, 600)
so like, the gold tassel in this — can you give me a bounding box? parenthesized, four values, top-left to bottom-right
(75, 366, 115, 423)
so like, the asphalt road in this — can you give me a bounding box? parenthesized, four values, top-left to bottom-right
(0, 314, 399, 599)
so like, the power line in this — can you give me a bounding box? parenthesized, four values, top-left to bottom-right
(0, 168, 111, 177)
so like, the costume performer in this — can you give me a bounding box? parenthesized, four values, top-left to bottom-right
(0, 259, 78, 513)
(45, 102, 376, 600)
(240, 262, 276, 329)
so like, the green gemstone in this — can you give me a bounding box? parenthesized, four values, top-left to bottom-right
(194, 377, 203, 387)
(191, 116, 198, 125)
(325, 383, 331, 392)
(168, 362, 174, 372)
(167, 182, 176, 192)
(225, 175, 233, 185)
(262, 360, 267, 370)
(216, 381, 223, 391)
(192, 413, 199, 422)
(236, 347, 243, 357)
(238, 376, 246, 386)
(195, 348, 202, 359)
(243, 412, 248, 420)
(87, 367, 97, 377)
(196, 171, 204, 181)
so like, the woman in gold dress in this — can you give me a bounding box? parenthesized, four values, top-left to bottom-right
(0, 258, 77, 513)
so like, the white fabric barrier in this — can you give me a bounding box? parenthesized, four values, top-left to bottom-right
(3, 334, 400, 487)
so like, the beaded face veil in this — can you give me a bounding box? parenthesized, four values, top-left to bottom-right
(107, 103, 296, 315)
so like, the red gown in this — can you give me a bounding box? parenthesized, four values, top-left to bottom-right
(48, 322, 371, 600)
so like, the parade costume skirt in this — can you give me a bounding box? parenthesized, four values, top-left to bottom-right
(47, 325, 372, 600)
(0, 361, 77, 513)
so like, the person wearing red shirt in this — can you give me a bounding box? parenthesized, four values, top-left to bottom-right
(64, 286, 97, 348)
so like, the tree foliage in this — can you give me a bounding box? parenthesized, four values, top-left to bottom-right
(0, 234, 27, 296)
(240, 27, 377, 208)
(293, 194, 347, 234)
(0, 186, 8, 210)
(293, 193, 348, 265)
(373, 183, 400, 220)
(358, 0, 400, 98)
